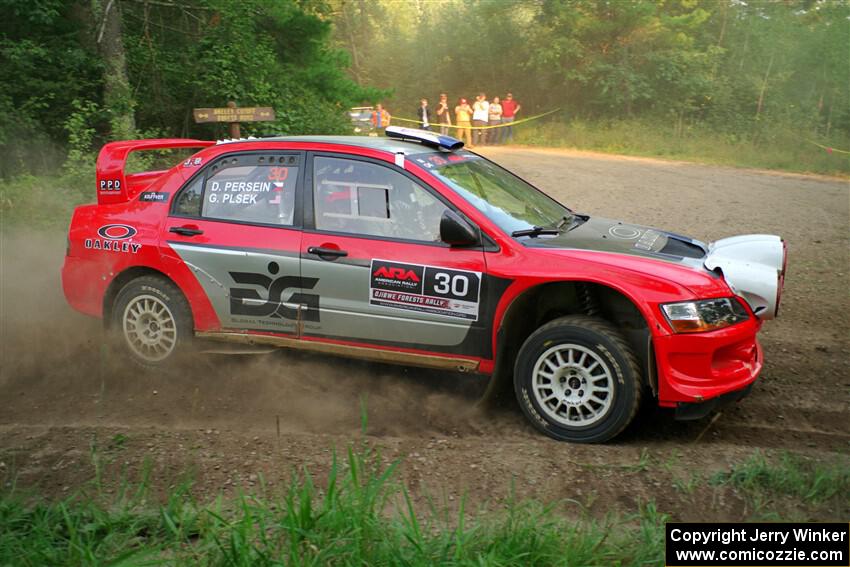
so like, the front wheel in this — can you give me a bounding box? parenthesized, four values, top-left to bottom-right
(111, 275, 193, 367)
(514, 315, 642, 443)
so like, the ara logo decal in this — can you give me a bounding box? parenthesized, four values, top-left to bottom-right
(373, 266, 421, 283)
(85, 224, 141, 253)
(229, 261, 320, 321)
(371, 260, 424, 294)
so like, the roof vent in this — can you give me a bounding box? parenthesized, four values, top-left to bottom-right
(385, 126, 463, 151)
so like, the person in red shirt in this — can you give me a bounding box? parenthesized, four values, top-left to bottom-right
(499, 92, 521, 144)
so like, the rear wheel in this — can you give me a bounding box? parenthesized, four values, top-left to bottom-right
(111, 275, 192, 366)
(514, 315, 642, 443)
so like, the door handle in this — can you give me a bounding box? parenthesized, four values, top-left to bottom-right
(307, 246, 348, 259)
(169, 226, 204, 236)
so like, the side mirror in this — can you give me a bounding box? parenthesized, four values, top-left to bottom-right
(440, 209, 479, 247)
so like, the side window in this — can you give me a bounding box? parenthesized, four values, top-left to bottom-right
(313, 156, 447, 242)
(173, 175, 203, 216)
(201, 158, 298, 226)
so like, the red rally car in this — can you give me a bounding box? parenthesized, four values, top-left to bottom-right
(62, 127, 787, 443)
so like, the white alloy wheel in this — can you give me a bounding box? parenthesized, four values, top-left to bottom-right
(122, 294, 178, 362)
(531, 343, 614, 427)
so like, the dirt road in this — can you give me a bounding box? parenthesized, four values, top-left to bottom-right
(1, 148, 848, 521)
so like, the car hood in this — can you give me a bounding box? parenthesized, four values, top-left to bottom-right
(523, 215, 787, 319)
(525, 216, 708, 268)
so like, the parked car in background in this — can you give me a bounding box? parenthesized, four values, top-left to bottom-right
(348, 106, 374, 134)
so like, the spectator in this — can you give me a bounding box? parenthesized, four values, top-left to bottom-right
(416, 98, 431, 130)
(436, 93, 452, 136)
(472, 93, 490, 145)
(371, 103, 391, 134)
(488, 96, 503, 145)
(454, 98, 473, 147)
(500, 92, 521, 143)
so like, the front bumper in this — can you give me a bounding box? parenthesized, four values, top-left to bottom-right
(674, 383, 753, 420)
(654, 317, 763, 406)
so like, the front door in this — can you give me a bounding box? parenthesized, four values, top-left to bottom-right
(301, 153, 489, 358)
(162, 151, 312, 335)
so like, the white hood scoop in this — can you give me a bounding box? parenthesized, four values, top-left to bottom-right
(704, 235, 787, 320)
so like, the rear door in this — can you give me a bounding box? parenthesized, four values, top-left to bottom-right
(300, 153, 489, 358)
(162, 151, 312, 334)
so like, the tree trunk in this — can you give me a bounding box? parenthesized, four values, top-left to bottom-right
(754, 53, 774, 121)
(717, 1, 728, 47)
(711, 0, 728, 78)
(93, 0, 136, 139)
(343, 2, 362, 83)
(738, 29, 749, 72)
(826, 99, 833, 138)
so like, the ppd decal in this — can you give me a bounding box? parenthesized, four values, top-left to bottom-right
(229, 261, 320, 322)
(86, 224, 141, 253)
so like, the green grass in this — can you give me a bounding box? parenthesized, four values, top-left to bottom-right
(2, 437, 847, 566)
(0, 172, 91, 230)
(0, 442, 668, 566)
(711, 451, 850, 504)
(710, 451, 850, 519)
(515, 118, 850, 177)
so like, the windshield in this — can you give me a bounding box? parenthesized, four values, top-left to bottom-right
(412, 152, 572, 235)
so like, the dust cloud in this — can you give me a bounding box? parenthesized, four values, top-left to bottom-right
(0, 229, 496, 439)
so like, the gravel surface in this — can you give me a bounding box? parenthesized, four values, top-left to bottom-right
(1, 147, 847, 521)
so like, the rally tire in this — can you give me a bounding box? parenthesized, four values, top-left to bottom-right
(111, 275, 193, 368)
(514, 315, 642, 443)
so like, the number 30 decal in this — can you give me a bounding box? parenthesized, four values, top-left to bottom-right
(370, 259, 481, 320)
(433, 272, 469, 297)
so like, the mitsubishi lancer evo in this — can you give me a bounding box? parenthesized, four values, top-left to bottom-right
(62, 127, 787, 443)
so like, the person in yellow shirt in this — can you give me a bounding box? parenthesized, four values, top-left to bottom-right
(454, 98, 473, 147)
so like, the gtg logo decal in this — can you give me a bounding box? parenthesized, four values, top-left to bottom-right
(97, 224, 138, 240)
(85, 224, 141, 253)
(229, 262, 320, 322)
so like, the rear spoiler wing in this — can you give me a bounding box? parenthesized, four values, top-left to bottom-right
(96, 138, 215, 205)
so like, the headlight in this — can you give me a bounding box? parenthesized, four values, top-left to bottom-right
(661, 297, 750, 333)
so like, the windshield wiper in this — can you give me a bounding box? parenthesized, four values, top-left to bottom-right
(511, 226, 562, 238)
(511, 215, 573, 238)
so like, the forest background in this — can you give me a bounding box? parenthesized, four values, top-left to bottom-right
(1, 0, 848, 182)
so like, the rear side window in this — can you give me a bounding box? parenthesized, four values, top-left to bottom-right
(173, 176, 203, 216)
(201, 159, 298, 226)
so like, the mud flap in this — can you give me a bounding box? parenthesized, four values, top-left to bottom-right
(476, 328, 515, 410)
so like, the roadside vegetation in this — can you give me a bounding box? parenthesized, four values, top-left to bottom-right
(1, 438, 846, 565)
(2, 1, 848, 182)
(0, 441, 667, 566)
(514, 119, 849, 177)
(333, 1, 850, 176)
(710, 451, 850, 520)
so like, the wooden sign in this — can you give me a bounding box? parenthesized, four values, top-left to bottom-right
(193, 106, 275, 124)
